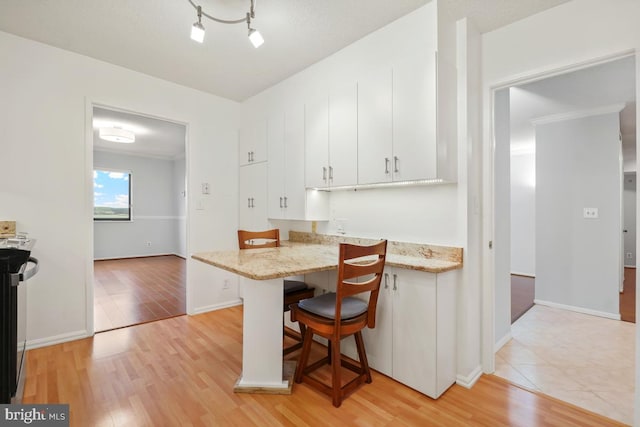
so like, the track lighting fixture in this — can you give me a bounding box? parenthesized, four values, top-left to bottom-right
(187, 0, 264, 48)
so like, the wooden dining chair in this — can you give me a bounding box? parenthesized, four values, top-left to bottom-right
(289, 240, 388, 407)
(237, 229, 315, 355)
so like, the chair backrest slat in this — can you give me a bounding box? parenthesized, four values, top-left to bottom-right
(336, 240, 387, 329)
(237, 229, 280, 249)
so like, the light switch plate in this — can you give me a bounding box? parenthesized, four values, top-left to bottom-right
(583, 207, 598, 219)
(201, 183, 210, 195)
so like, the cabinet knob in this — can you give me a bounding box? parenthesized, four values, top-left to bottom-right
(247, 198, 251, 208)
(393, 274, 398, 291)
(329, 166, 334, 181)
(394, 156, 399, 173)
(279, 197, 283, 208)
(384, 273, 389, 289)
(322, 167, 327, 181)
(385, 158, 390, 174)
(284, 196, 288, 208)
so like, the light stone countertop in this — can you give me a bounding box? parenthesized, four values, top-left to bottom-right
(191, 234, 463, 280)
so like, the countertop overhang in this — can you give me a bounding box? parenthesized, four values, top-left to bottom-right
(191, 232, 462, 280)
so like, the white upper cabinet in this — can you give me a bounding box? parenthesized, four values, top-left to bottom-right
(239, 162, 268, 230)
(239, 119, 267, 166)
(328, 82, 358, 187)
(357, 67, 393, 185)
(269, 105, 327, 220)
(304, 95, 330, 189)
(393, 52, 438, 181)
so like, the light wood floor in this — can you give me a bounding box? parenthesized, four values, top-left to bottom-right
(24, 306, 625, 426)
(94, 256, 186, 332)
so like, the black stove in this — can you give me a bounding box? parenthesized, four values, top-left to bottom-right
(0, 237, 38, 403)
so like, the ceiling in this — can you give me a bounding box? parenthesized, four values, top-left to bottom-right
(510, 56, 637, 154)
(93, 107, 186, 159)
(0, 0, 571, 102)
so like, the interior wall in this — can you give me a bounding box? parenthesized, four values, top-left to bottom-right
(0, 30, 240, 347)
(510, 152, 536, 276)
(494, 89, 511, 347)
(535, 112, 621, 316)
(93, 150, 181, 259)
(624, 172, 636, 266)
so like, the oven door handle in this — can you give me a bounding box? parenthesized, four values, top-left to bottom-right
(10, 257, 39, 287)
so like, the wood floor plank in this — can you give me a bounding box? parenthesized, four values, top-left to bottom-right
(23, 306, 627, 426)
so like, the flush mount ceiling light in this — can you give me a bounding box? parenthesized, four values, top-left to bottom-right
(188, 0, 264, 48)
(99, 127, 135, 143)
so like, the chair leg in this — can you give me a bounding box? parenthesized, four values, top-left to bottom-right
(331, 337, 342, 407)
(354, 331, 372, 383)
(327, 339, 332, 365)
(295, 327, 314, 384)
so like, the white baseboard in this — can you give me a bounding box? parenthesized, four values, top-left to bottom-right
(624, 265, 635, 269)
(534, 299, 621, 320)
(26, 329, 91, 350)
(456, 365, 483, 389)
(494, 331, 512, 352)
(191, 299, 243, 315)
(94, 253, 177, 261)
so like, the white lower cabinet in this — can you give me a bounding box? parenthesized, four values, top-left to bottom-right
(341, 267, 457, 399)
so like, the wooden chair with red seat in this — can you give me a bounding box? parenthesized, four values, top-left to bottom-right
(289, 239, 388, 407)
(237, 229, 315, 355)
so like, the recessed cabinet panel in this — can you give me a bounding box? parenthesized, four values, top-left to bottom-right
(239, 163, 268, 230)
(284, 106, 306, 219)
(393, 53, 438, 181)
(239, 119, 267, 166)
(329, 83, 358, 187)
(267, 112, 285, 219)
(357, 67, 393, 185)
(305, 96, 330, 189)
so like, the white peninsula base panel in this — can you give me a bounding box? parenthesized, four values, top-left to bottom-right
(234, 277, 291, 393)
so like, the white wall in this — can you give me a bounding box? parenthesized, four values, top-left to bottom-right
(93, 150, 182, 259)
(510, 152, 536, 276)
(0, 30, 240, 347)
(481, 0, 640, 388)
(535, 112, 621, 316)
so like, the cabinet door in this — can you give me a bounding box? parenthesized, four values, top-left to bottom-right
(283, 105, 306, 219)
(329, 82, 358, 187)
(305, 96, 330, 189)
(239, 119, 267, 166)
(267, 112, 285, 219)
(391, 268, 437, 397)
(393, 53, 437, 181)
(239, 163, 268, 230)
(360, 270, 393, 376)
(357, 67, 392, 185)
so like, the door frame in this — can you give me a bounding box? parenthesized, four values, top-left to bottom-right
(481, 49, 638, 373)
(84, 100, 190, 334)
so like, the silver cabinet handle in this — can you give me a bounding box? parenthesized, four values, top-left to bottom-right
(393, 274, 398, 291)
(394, 156, 399, 173)
(322, 166, 327, 181)
(251, 151, 255, 162)
(384, 273, 389, 289)
(279, 197, 283, 208)
(385, 157, 390, 174)
(284, 196, 288, 208)
(329, 166, 333, 181)
(248, 198, 251, 208)
(252, 198, 255, 208)
(248, 151, 251, 163)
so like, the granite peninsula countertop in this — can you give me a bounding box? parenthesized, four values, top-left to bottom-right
(191, 232, 462, 280)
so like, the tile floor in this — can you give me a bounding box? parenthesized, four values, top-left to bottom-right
(495, 304, 635, 425)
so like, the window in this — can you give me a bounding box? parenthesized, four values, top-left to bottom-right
(93, 169, 132, 221)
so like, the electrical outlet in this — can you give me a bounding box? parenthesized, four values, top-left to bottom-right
(201, 182, 210, 195)
(223, 279, 230, 290)
(145, 241, 151, 247)
(627, 252, 633, 259)
(583, 208, 598, 219)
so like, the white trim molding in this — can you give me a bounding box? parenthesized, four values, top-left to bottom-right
(191, 299, 243, 315)
(494, 331, 513, 352)
(531, 103, 626, 127)
(26, 330, 91, 350)
(456, 365, 483, 388)
(534, 299, 621, 320)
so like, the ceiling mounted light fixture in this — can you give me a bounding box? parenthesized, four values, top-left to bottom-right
(187, 0, 264, 48)
(99, 127, 135, 143)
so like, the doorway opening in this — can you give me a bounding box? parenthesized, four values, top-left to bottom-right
(491, 55, 637, 425)
(91, 106, 187, 332)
